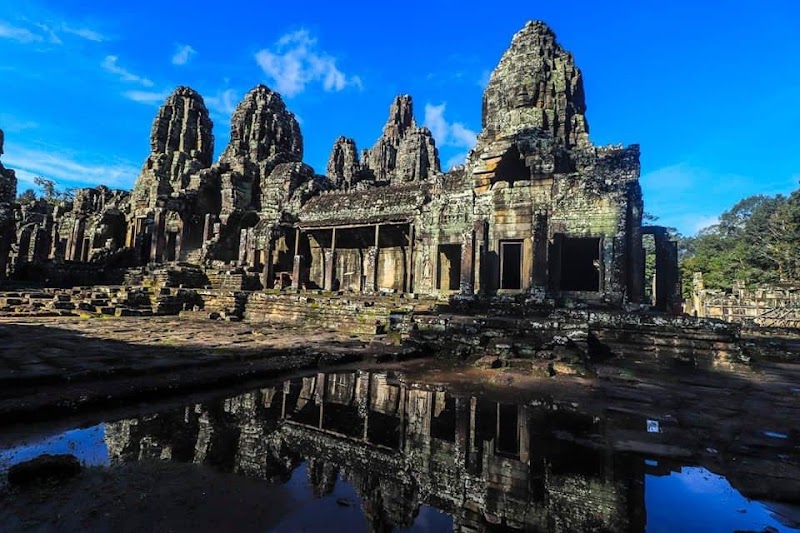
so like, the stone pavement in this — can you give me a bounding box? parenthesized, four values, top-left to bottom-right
(0, 315, 394, 424)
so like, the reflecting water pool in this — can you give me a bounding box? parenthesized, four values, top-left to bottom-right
(1, 369, 798, 532)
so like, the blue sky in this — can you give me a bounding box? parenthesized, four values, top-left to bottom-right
(1, 0, 798, 236)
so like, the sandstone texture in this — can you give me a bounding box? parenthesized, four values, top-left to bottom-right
(131, 87, 214, 214)
(0, 129, 17, 280)
(5, 21, 679, 314)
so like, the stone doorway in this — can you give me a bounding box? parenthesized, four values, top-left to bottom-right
(499, 240, 523, 290)
(560, 237, 601, 291)
(437, 244, 461, 291)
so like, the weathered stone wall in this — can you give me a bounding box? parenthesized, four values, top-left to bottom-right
(691, 274, 800, 329)
(0, 129, 18, 279)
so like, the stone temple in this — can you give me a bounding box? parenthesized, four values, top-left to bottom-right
(0, 21, 680, 311)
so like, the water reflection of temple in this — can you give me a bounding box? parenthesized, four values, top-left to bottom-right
(105, 371, 646, 532)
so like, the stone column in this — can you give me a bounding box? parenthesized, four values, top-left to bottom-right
(459, 229, 475, 296)
(654, 231, 680, 313)
(324, 227, 337, 291)
(261, 243, 273, 289)
(454, 397, 470, 469)
(150, 209, 166, 263)
(473, 219, 487, 295)
(364, 247, 378, 294)
(291, 228, 303, 291)
(68, 218, 86, 262)
(532, 213, 549, 288)
(405, 223, 414, 294)
(175, 222, 186, 262)
(238, 228, 249, 265)
(202, 213, 214, 245)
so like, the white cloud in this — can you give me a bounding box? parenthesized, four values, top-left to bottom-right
(0, 22, 43, 43)
(4, 143, 139, 189)
(35, 23, 62, 45)
(255, 29, 361, 97)
(123, 90, 171, 105)
(424, 103, 448, 144)
(688, 215, 719, 234)
(61, 25, 105, 42)
(204, 88, 238, 117)
(102, 55, 154, 87)
(423, 102, 478, 150)
(172, 44, 196, 66)
(446, 153, 468, 170)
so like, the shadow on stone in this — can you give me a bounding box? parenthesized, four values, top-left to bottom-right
(8, 454, 82, 488)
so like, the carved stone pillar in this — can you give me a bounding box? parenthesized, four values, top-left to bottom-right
(150, 209, 166, 263)
(459, 229, 475, 296)
(291, 254, 303, 290)
(364, 246, 378, 294)
(323, 250, 336, 291)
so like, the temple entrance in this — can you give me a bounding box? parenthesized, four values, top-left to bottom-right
(437, 244, 461, 291)
(499, 240, 523, 290)
(559, 237, 601, 291)
(165, 233, 177, 262)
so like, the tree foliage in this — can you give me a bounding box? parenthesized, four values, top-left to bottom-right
(680, 189, 800, 294)
(16, 176, 75, 204)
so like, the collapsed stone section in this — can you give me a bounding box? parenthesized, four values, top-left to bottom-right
(0, 129, 18, 279)
(131, 87, 214, 214)
(362, 95, 440, 184)
(482, 20, 589, 149)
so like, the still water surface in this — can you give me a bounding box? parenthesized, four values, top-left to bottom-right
(1, 369, 797, 532)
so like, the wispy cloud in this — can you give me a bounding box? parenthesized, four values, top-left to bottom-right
(424, 102, 477, 148)
(445, 153, 468, 169)
(102, 55, 154, 87)
(424, 103, 478, 170)
(4, 143, 139, 189)
(204, 88, 238, 117)
(34, 23, 62, 45)
(61, 25, 105, 42)
(0, 113, 38, 133)
(640, 162, 799, 235)
(255, 29, 362, 97)
(172, 44, 196, 66)
(0, 21, 43, 43)
(123, 90, 171, 105)
(0, 20, 105, 45)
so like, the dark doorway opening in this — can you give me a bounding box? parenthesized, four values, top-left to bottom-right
(437, 244, 461, 290)
(499, 240, 523, 290)
(492, 145, 528, 187)
(165, 233, 177, 262)
(560, 237, 601, 291)
(496, 403, 519, 457)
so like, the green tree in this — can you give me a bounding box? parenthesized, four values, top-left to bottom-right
(33, 176, 74, 203)
(16, 188, 37, 204)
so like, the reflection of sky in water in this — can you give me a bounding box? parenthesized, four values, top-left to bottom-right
(646, 464, 799, 532)
(274, 462, 453, 532)
(0, 417, 796, 532)
(0, 424, 109, 473)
